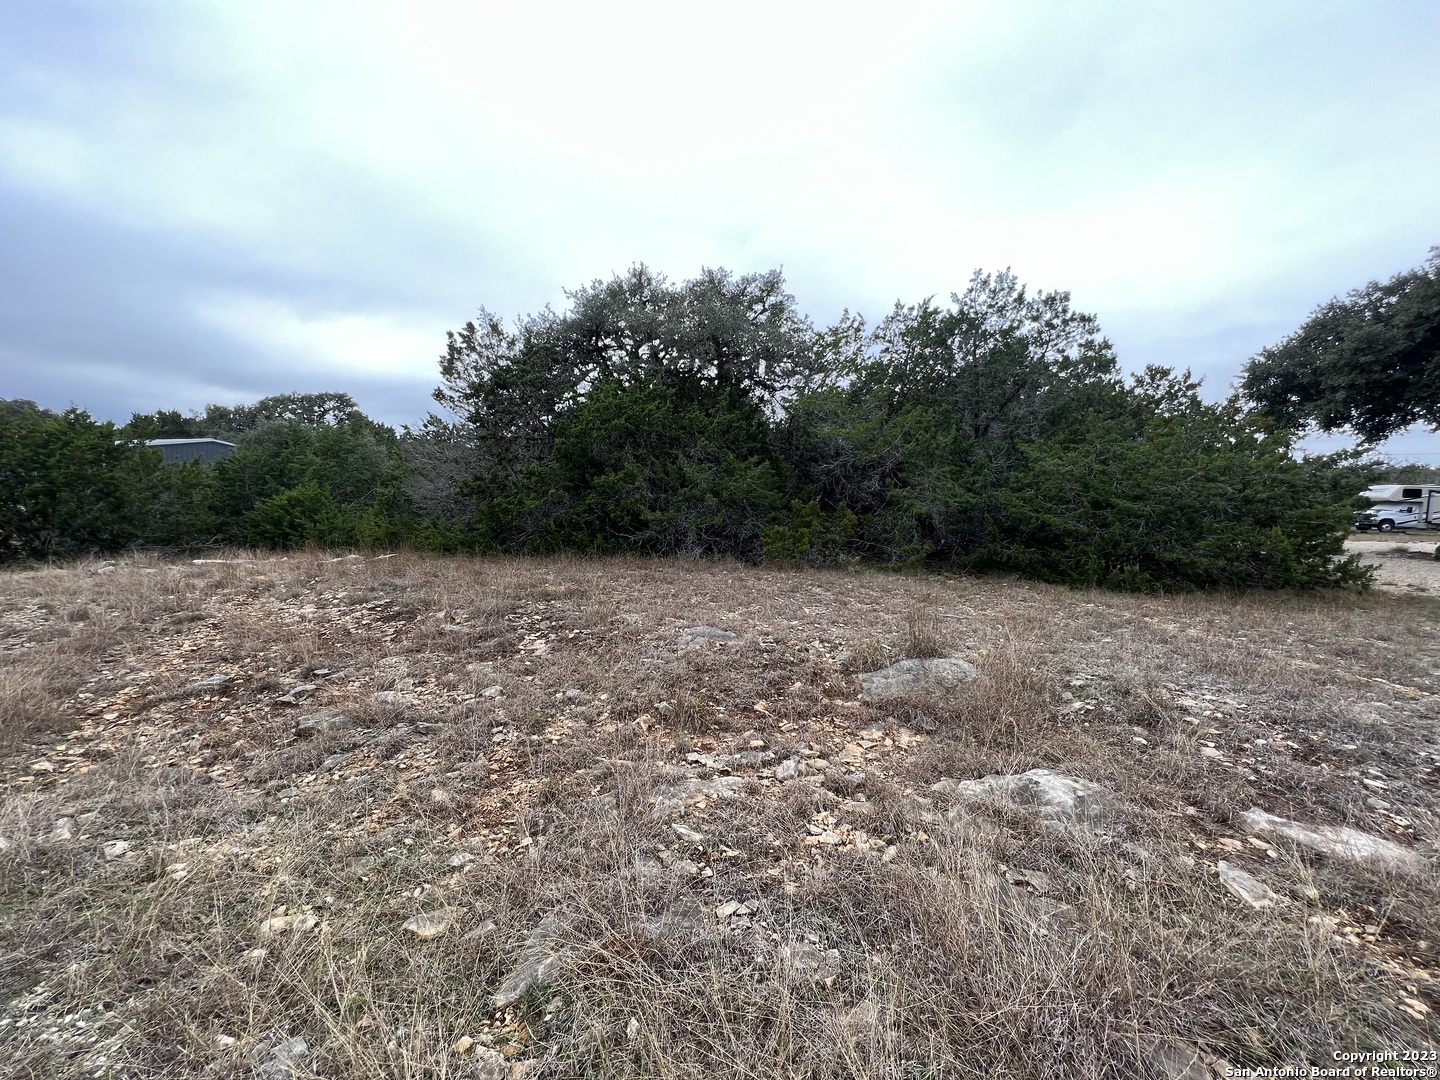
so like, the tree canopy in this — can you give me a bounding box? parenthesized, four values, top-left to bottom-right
(2, 265, 1375, 591)
(1242, 250, 1440, 442)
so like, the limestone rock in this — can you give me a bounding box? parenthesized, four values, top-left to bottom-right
(481, 685, 504, 699)
(680, 625, 737, 646)
(102, 840, 131, 861)
(493, 916, 565, 1008)
(1216, 860, 1280, 909)
(1134, 1036, 1216, 1080)
(932, 769, 1119, 827)
(402, 910, 450, 940)
(472, 1047, 510, 1080)
(858, 657, 977, 702)
(777, 941, 842, 986)
(651, 776, 746, 820)
(49, 817, 75, 842)
(295, 709, 352, 736)
(277, 683, 318, 705)
(251, 1035, 310, 1080)
(372, 690, 418, 707)
(1240, 808, 1423, 872)
(259, 912, 320, 937)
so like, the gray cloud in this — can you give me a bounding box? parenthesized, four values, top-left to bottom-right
(1, 0, 1437, 455)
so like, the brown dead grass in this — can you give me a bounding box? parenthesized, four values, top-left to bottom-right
(0, 552, 1436, 1077)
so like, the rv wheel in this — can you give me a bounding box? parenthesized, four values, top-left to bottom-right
(1377, 519, 1396, 532)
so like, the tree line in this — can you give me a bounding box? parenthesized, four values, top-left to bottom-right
(6, 255, 1436, 589)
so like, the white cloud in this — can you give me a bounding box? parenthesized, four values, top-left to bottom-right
(0, 0, 1436, 440)
(194, 296, 440, 381)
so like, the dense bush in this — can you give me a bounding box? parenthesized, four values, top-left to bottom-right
(3, 264, 1378, 590)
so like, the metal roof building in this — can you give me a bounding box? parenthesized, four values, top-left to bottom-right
(145, 438, 237, 465)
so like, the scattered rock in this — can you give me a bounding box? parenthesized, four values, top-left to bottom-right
(1197, 746, 1225, 759)
(858, 657, 977, 702)
(251, 1034, 310, 1080)
(402, 911, 451, 940)
(481, 685, 504, 699)
(629, 899, 707, 942)
(372, 690, 418, 707)
(671, 823, 705, 845)
(320, 751, 352, 772)
(472, 1047, 510, 1080)
(466, 662, 495, 674)
(462, 919, 498, 941)
(0, 836, 12, 853)
(295, 709, 353, 736)
(933, 769, 1120, 827)
(1134, 1035, 1215, 1080)
(686, 749, 774, 771)
(1216, 860, 1280, 909)
(187, 673, 231, 693)
(447, 851, 477, 868)
(493, 916, 566, 1008)
(102, 840, 131, 861)
(49, 817, 75, 842)
(276, 787, 300, 800)
(561, 688, 585, 702)
(1240, 807, 1423, 872)
(441, 624, 475, 634)
(651, 776, 747, 819)
(625, 1017, 641, 1042)
(452, 1034, 474, 1054)
(276, 683, 319, 705)
(777, 941, 842, 986)
(259, 912, 320, 937)
(680, 625, 738, 646)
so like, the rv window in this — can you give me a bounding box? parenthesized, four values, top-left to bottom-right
(1403, 488, 1423, 498)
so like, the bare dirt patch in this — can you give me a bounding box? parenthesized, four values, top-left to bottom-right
(1, 553, 1436, 1077)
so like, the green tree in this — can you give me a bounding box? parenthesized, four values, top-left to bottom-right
(780, 269, 1121, 563)
(988, 370, 1370, 590)
(429, 265, 811, 554)
(0, 406, 146, 559)
(1242, 249, 1440, 441)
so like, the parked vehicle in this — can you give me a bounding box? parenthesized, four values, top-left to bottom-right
(1354, 484, 1440, 532)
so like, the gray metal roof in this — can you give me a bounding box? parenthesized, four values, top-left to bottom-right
(145, 438, 237, 447)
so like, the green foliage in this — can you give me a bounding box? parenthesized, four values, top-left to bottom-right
(241, 482, 346, 548)
(207, 412, 411, 550)
(761, 500, 858, 565)
(434, 265, 809, 558)
(1242, 249, 1440, 441)
(985, 386, 1369, 590)
(0, 406, 150, 559)
(6, 265, 1379, 590)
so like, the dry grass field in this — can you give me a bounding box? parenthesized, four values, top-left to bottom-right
(1, 552, 1437, 1078)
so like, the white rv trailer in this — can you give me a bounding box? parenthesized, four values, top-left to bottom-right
(1354, 484, 1440, 532)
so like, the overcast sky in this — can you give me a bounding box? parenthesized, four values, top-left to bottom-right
(2, 1, 1438, 458)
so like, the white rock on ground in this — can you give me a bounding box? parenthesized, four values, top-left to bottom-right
(650, 776, 747, 820)
(777, 941, 842, 986)
(48, 817, 75, 842)
(858, 657, 977, 702)
(1240, 808, 1423, 872)
(680, 625, 737, 647)
(258, 913, 320, 938)
(251, 1035, 309, 1080)
(101, 840, 131, 861)
(493, 915, 566, 1008)
(295, 709, 352, 736)
(402, 910, 451, 940)
(1216, 860, 1281, 909)
(932, 769, 1120, 827)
